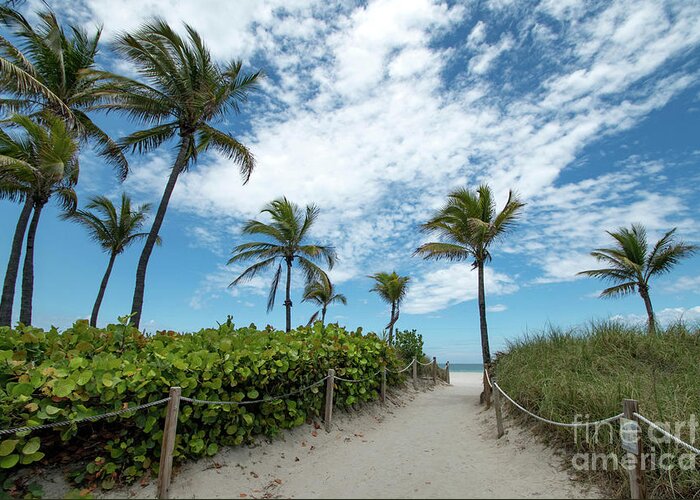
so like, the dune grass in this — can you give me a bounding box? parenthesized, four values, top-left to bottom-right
(494, 320, 700, 498)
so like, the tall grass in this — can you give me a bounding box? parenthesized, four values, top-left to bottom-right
(495, 320, 700, 498)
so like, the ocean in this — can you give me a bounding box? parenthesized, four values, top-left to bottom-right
(448, 363, 483, 373)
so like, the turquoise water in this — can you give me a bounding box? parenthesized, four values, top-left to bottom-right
(448, 363, 483, 372)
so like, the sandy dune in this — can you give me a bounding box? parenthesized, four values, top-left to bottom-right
(101, 372, 602, 499)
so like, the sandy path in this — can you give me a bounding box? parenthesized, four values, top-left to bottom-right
(105, 372, 600, 499)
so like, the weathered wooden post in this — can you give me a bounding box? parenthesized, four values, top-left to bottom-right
(380, 365, 386, 403)
(412, 357, 417, 389)
(157, 387, 181, 499)
(445, 361, 450, 384)
(622, 399, 646, 500)
(432, 357, 437, 384)
(324, 369, 335, 433)
(492, 378, 504, 438)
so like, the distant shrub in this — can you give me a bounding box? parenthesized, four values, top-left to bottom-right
(394, 329, 424, 362)
(0, 319, 404, 490)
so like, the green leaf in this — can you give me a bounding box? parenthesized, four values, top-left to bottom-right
(242, 413, 254, 426)
(22, 437, 40, 455)
(53, 379, 76, 398)
(45, 404, 62, 415)
(11, 383, 34, 397)
(247, 389, 259, 399)
(0, 440, 18, 457)
(77, 370, 93, 386)
(206, 443, 218, 456)
(0, 454, 19, 469)
(101, 373, 114, 388)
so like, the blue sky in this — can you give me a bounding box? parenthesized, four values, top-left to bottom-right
(1, 0, 700, 362)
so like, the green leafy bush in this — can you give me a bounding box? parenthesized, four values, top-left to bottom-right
(0, 319, 405, 489)
(394, 329, 424, 362)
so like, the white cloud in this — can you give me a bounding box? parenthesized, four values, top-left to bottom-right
(487, 303, 508, 313)
(403, 264, 518, 314)
(664, 275, 700, 294)
(612, 306, 700, 325)
(59, 0, 700, 310)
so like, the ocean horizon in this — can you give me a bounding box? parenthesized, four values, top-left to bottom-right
(447, 363, 483, 373)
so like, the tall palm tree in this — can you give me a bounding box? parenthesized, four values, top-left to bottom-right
(578, 224, 697, 334)
(0, 7, 126, 174)
(228, 197, 336, 332)
(368, 271, 410, 345)
(64, 193, 155, 327)
(302, 273, 347, 326)
(0, 114, 79, 325)
(96, 20, 261, 328)
(415, 184, 524, 368)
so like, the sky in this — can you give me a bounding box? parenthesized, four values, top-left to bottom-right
(1, 0, 699, 362)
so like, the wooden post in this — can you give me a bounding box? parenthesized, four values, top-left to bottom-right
(157, 387, 181, 499)
(380, 365, 386, 403)
(492, 377, 504, 438)
(622, 399, 646, 500)
(324, 369, 335, 433)
(412, 358, 417, 389)
(432, 357, 437, 384)
(445, 361, 450, 384)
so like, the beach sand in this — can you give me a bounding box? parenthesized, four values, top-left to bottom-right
(78, 372, 601, 499)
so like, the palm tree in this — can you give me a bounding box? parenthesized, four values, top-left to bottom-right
(0, 114, 79, 325)
(96, 19, 261, 328)
(0, 160, 32, 326)
(302, 273, 347, 326)
(0, 7, 127, 175)
(415, 184, 524, 368)
(64, 193, 155, 327)
(228, 197, 336, 332)
(368, 271, 410, 345)
(578, 224, 697, 334)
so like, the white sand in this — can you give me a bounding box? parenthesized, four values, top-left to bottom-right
(94, 372, 601, 499)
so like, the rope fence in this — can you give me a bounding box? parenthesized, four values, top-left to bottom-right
(484, 367, 698, 500)
(0, 356, 448, 499)
(0, 397, 171, 436)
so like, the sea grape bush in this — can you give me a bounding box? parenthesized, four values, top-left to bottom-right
(0, 319, 405, 489)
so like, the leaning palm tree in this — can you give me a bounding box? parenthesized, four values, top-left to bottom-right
(303, 273, 347, 326)
(95, 19, 261, 328)
(578, 224, 697, 335)
(0, 114, 79, 325)
(368, 271, 410, 345)
(0, 7, 126, 174)
(64, 193, 154, 327)
(228, 197, 336, 332)
(415, 184, 524, 370)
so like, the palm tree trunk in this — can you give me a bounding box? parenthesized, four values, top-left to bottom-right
(284, 256, 293, 332)
(639, 286, 656, 335)
(389, 301, 396, 345)
(477, 260, 492, 406)
(90, 252, 117, 328)
(130, 139, 191, 329)
(321, 306, 326, 326)
(19, 201, 44, 325)
(0, 198, 33, 326)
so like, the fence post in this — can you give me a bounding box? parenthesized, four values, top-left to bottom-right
(157, 387, 181, 500)
(492, 378, 504, 438)
(445, 361, 450, 384)
(622, 399, 646, 500)
(380, 365, 386, 403)
(432, 357, 437, 384)
(324, 369, 335, 433)
(412, 358, 417, 389)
